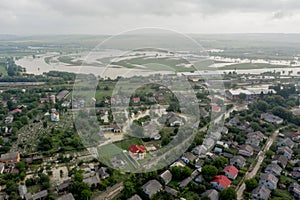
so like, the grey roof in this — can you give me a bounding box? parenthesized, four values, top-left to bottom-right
(201, 189, 219, 200)
(128, 194, 142, 200)
(160, 170, 172, 185)
(56, 179, 71, 191)
(260, 173, 278, 187)
(142, 180, 162, 198)
(278, 137, 295, 147)
(277, 146, 293, 156)
(56, 90, 70, 101)
(182, 152, 196, 162)
(272, 155, 288, 167)
(251, 185, 271, 200)
(230, 155, 246, 165)
(83, 174, 100, 187)
(0, 152, 19, 162)
(32, 190, 48, 200)
(164, 186, 178, 197)
(265, 163, 282, 176)
(56, 193, 75, 200)
(247, 131, 264, 140)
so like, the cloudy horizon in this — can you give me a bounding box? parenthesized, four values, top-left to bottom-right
(1, 0, 300, 35)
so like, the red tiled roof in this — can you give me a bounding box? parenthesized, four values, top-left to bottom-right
(223, 165, 239, 177)
(211, 175, 231, 189)
(133, 97, 140, 101)
(212, 105, 221, 112)
(298, 127, 300, 131)
(129, 144, 146, 153)
(10, 109, 22, 114)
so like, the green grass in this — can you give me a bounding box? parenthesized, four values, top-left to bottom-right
(57, 56, 83, 66)
(114, 137, 143, 150)
(220, 63, 294, 70)
(0, 65, 7, 75)
(111, 56, 212, 72)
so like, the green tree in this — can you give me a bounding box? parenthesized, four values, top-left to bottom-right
(245, 178, 258, 192)
(213, 156, 229, 169)
(202, 165, 218, 181)
(220, 187, 237, 200)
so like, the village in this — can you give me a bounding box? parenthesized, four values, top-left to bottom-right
(0, 70, 300, 200)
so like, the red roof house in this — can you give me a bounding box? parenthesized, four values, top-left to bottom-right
(129, 144, 146, 160)
(210, 175, 231, 191)
(132, 97, 140, 103)
(10, 109, 22, 114)
(211, 105, 221, 113)
(223, 165, 239, 180)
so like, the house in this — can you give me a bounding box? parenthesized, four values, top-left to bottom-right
(247, 131, 265, 140)
(4, 115, 13, 124)
(259, 173, 278, 190)
(278, 137, 295, 149)
(238, 145, 253, 157)
(143, 123, 161, 140)
(261, 113, 283, 124)
(214, 147, 223, 154)
(167, 112, 184, 127)
(19, 185, 27, 199)
(39, 97, 49, 103)
(164, 186, 178, 197)
(129, 144, 146, 159)
(272, 155, 288, 168)
(56, 193, 75, 200)
(195, 158, 204, 169)
(160, 170, 172, 185)
(83, 174, 100, 187)
(56, 90, 70, 101)
(132, 97, 140, 103)
(51, 109, 59, 122)
(289, 182, 300, 199)
(26, 190, 48, 200)
(223, 165, 239, 180)
(245, 136, 260, 147)
(181, 152, 196, 164)
(276, 146, 293, 159)
(201, 189, 219, 200)
(216, 141, 229, 149)
(0, 152, 20, 164)
(179, 170, 199, 188)
(10, 108, 22, 114)
(0, 163, 4, 174)
(192, 145, 208, 155)
(99, 167, 110, 179)
(142, 180, 162, 198)
(292, 167, 300, 180)
(211, 105, 221, 112)
(56, 179, 71, 192)
(225, 88, 253, 100)
(170, 159, 186, 168)
(251, 185, 271, 200)
(265, 163, 282, 176)
(203, 138, 215, 150)
(217, 126, 228, 135)
(200, 107, 209, 118)
(210, 175, 231, 191)
(230, 155, 246, 169)
(195, 175, 203, 183)
(128, 194, 142, 200)
(210, 132, 222, 141)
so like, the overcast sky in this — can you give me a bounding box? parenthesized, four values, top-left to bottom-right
(1, 0, 300, 35)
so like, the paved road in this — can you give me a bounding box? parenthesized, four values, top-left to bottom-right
(236, 128, 280, 200)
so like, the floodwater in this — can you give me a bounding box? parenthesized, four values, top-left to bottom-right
(15, 52, 300, 78)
